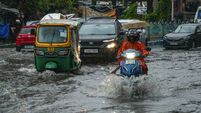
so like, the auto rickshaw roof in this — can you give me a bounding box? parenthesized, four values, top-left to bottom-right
(39, 19, 78, 28)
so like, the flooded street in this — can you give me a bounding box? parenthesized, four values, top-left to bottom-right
(1, 46, 201, 113)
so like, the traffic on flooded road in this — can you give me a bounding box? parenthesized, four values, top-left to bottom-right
(0, 46, 201, 113)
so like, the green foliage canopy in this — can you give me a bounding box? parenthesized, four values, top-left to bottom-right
(143, 0, 171, 22)
(120, 0, 172, 22)
(119, 3, 139, 19)
(1, 0, 78, 20)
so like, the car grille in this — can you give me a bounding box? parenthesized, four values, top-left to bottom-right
(167, 38, 183, 41)
(80, 41, 104, 46)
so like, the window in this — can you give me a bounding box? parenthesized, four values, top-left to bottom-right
(38, 26, 68, 43)
(79, 24, 116, 35)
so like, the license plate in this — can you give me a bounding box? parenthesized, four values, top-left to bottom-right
(170, 42, 178, 45)
(24, 45, 34, 49)
(48, 47, 54, 51)
(125, 60, 135, 64)
(84, 49, 98, 53)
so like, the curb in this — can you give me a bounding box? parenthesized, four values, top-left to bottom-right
(0, 43, 16, 48)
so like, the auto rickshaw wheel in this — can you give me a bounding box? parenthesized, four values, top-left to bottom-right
(16, 47, 21, 52)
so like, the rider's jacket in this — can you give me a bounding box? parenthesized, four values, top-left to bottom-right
(118, 41, 149, 71)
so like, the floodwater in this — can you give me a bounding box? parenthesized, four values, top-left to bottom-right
(0, 46, 201, 113)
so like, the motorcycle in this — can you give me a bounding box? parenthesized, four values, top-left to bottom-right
(120, 49, 142, 77)
(111, 47, 151, 77)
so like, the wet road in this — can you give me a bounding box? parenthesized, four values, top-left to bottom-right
(0, 46, 201, 113)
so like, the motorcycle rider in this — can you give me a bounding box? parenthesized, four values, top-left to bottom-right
(111, 29, 150, 74)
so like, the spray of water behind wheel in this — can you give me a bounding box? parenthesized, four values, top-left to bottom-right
(102, 74, 160, 99)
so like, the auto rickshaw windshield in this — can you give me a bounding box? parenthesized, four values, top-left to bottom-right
(38, 26, 68, 43)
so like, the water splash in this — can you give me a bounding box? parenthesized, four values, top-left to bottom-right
(100, 74, 161, 99)
(18, 64, 36, 74)
(0, 60, 9, 66)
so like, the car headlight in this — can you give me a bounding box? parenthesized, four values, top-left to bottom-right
(103, 39, 114, 42)
(126, 53, 136, 59)
(185, 36, 191, 40)
(106, 42, 116, 48)
(163, 36, 167, 40)
(35, 49, 44, 56)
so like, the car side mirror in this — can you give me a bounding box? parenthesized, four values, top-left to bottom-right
(31, 29, 36, 35)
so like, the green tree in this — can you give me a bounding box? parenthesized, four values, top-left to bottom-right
(1, 0, 78, 20)
(120, 3, 139, 19)
(143, 0, 171, 22)
(119, 0, 171, 22)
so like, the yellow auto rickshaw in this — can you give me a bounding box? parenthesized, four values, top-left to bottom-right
(32, 19, 81, 72)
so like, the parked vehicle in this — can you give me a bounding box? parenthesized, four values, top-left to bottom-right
(119, 19, 148, 46)
(33, 18, 81, 72)
(16, 25, 36, 51)
(26, 20, 39, 26)
(79, 16, 124, 58)
(163, 23, 201, 49)
(194, 6, 201, 23)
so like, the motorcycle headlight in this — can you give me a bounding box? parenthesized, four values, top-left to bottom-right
(126, 53, 136, 59)
(35, 50, 44, 56)
(106, 42, 116, 48)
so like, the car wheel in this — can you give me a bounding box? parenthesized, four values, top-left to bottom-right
(16, 47, 21, 52)
(191, 41, 196, 48)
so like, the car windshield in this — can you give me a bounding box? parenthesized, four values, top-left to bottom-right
(20, 27, 35, 34)
(79, 24, 116, 35)
(38, 26, 68, 43)
(174, 25, 196, 33)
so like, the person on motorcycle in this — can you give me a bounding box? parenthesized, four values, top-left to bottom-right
(111, 29, 150, 74)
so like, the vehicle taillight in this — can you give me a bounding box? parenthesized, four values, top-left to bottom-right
(17, 36, 21, 38)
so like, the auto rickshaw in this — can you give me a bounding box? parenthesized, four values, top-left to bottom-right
(33, 19, 81, 72)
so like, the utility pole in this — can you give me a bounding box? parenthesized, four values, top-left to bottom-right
(112, 0, 116, 8)
(123, 0, 127, 7)
(171, 0, 174, 21)
(92, 0, 96, 5)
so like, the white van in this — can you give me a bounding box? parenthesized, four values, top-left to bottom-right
(194, 6, 201, 23)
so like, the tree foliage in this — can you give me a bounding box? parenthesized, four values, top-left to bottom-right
(119, 0, 171, 22)
(143, 0, 171, 22)
(119, 3, 140, 19)
(1, 0, 78, 20)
